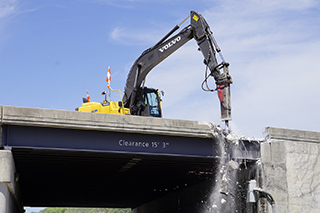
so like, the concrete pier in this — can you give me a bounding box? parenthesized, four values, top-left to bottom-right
(0, 150, 24, 213)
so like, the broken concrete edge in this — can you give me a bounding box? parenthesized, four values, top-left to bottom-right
(0, 105, 217, 138)
(0, 150, 24, 213)
(265, 126, 320, 143)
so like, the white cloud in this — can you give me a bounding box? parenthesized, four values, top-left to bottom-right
(233, 41, 320, 134)
(93, 0, 169, 9)
(251, 0, 318, 11)
(110, 26, 162, 45)
(206, 0, 318, 15)
(0, 0, 18, 45)
(110, 27, 125, 40)
(0, 0, 17, 19)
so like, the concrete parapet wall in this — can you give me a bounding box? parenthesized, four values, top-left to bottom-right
(0, 150, 23, 213)
(261, 127, 320, 213)
(0, 105, 215, 138)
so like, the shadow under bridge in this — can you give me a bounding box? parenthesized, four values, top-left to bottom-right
(0, 106, 223, 208)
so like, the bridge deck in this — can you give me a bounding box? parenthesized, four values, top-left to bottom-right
(0, 106, 221, 207)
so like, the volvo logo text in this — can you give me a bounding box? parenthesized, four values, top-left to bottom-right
(159, 36, 181, 53)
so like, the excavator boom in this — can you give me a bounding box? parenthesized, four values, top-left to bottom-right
(123, 11, 232, 123)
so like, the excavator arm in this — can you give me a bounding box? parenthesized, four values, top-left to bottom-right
(123, 11, 232, 126)
(123, 26, 193, 107)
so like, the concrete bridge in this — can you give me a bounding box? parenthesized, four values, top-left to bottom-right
(0, 105, 319, 212)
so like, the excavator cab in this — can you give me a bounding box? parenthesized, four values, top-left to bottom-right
(133, 87, 162, 117)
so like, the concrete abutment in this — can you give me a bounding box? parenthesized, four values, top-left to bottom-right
(261, 127, 320, 213)
(0, 150, 24, 213)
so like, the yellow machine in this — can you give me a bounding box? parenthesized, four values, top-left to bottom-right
(77, 101, 130, 115)
(76, 88, 130, 115)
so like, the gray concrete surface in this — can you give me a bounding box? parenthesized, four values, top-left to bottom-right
(261, 127, 320, 213)
(2, 105, 320, 212)
(0, 105, 215, 138)
(0, 105, 221, 211)
(0, 150, 24, 213)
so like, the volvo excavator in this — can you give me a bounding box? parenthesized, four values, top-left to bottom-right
(77, 11, 232, 128)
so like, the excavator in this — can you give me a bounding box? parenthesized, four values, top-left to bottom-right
(77, 11, 232, 128)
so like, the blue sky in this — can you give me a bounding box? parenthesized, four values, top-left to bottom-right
(1, 0, 320, 139)
(0, 0, 319, 212)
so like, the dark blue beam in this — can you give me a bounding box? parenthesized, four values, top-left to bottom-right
(2, 125, 220, 158)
